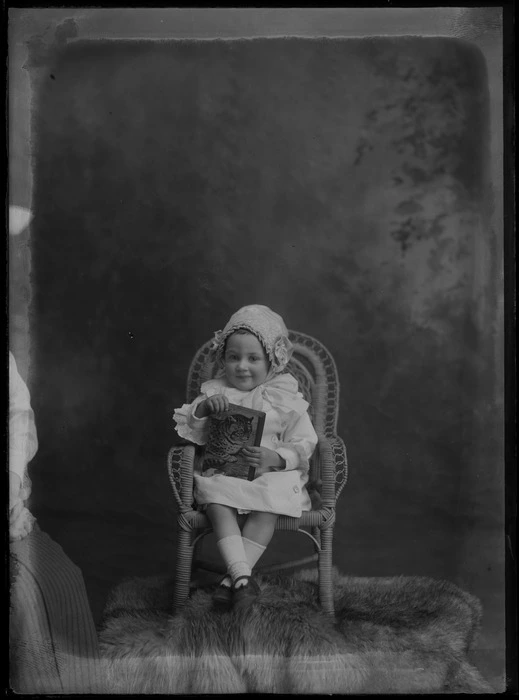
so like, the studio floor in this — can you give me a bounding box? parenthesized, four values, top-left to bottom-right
(33, 508, 508, 694)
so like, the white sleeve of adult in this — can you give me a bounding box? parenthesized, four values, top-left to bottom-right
(9, 352, 39, 482)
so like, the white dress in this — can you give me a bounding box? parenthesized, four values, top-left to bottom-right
(173, 373, 318, 517)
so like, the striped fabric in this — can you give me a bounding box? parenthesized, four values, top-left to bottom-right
(9, 525, 104, 693)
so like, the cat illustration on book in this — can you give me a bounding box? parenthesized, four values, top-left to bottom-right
(204, 413, 254, 467)
(202, 404, 266, 481)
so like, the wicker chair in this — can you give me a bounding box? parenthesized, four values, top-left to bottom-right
(167, 330, 348, 616)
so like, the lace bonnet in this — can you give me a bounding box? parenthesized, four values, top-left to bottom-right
(212, 304, 294, 374)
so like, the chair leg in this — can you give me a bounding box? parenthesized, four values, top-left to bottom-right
(318, 525, 335, 617)
(174, 527, 194, 613)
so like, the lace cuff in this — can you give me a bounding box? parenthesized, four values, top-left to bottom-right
(276, 443, 311, 475)
(173, 400, 208, 445)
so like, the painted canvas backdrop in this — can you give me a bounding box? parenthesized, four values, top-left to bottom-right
(24, 37, 501, 620)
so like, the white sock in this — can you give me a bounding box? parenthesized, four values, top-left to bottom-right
(242, 537, 267, 570)
(216, 535, 251, 587)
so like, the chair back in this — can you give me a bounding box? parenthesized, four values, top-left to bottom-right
(186, 331, 340, 438)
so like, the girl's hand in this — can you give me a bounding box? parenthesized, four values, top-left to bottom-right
(195, 394, 230, 418)
(241, 446, 285, 476)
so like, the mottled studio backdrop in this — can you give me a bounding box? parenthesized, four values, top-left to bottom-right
(17, 37, 502, 625)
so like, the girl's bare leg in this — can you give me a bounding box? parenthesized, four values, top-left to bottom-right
(206, 503, 250, 589)
(206, 503, 241, 539)
(242, 511, 278, 569)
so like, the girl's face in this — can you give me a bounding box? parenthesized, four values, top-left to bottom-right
(224, 332, 269, 391)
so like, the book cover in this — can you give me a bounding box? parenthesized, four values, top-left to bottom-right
(202, 403, 266, 481)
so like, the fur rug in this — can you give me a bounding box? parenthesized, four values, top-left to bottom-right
(97, 568, 492, 694)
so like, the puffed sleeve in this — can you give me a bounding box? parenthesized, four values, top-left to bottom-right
(172, 378, 227, 445)
(172, 395, 210, 445)
(9, 352, 38, 482)
(274, 410, 318, 474)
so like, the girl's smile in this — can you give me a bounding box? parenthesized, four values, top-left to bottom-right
(224, 332, 269, 391)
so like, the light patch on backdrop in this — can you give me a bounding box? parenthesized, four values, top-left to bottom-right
(9, 206, 33, 236)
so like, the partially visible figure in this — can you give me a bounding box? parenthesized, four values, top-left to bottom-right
(9, 206, 104, 693)
(9, 205, 33, 237)
(9, 352, 104, 694)
(9, 351, 38, 541)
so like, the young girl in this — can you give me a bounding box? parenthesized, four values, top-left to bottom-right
(173, 304, 318, 610)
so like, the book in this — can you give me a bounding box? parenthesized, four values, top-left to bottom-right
(202, 403, 266, 481)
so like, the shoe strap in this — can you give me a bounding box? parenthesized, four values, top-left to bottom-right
(233, 575, 252, 587)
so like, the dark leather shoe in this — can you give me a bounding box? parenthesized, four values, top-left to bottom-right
(232, 575, 261, 611)
(212, 577, 233, 608)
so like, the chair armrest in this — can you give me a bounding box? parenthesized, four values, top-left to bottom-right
(316, 434, 349, 507)
(167, 443, 197, 512)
